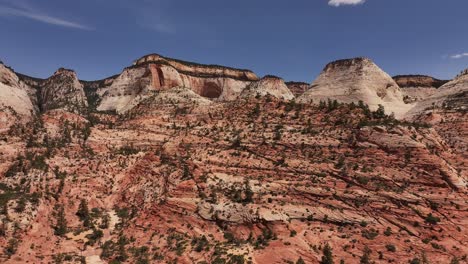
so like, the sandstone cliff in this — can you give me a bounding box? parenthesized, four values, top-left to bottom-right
(135, 53, 259, 100)
(39, 68, 88, 113)
(393, 75, 448, 89)
(298, 58, 412, 118)
(94, 54, 259, 113)
(394, 75, 448, 103)
(0, 63, 37, 118)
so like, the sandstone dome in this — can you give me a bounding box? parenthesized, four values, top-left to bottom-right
(297, 57, 412, 118)
(405, 69, 468, 118)
(40, 68, 88, 114)
(0, 63, 37, 117)
(240, 75, 295, 100)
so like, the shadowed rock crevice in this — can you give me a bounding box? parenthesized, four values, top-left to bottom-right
(200, 82, 222, 98)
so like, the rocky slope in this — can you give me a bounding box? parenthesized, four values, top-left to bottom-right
(298, 58, 413, 118)
(0, 55, 467, 264)
(393, 75, 448, 104)
(0, 97, 466, 264)
(240, 76, 295, 100)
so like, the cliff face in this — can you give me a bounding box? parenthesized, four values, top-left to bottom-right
(0, 63, 37, 118)
(133, 53, 258, 81)
(240, 76, 295, 100)
(133, 54, 259, 101)
(94, 54, 259, 113)
(393, 75, 448, 88)
(393, 75, 449, 103)
(297, 58, 412, 118)
(39, 68, 88, 113)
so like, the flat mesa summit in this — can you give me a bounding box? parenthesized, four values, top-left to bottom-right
(0, 53, 467, 264)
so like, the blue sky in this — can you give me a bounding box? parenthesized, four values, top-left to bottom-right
(0, 0, 467, 82)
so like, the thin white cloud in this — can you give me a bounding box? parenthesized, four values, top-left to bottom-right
(450, 53, 468, 59)
(328, 0, 366, 7)
(150, 23, 176, 34)
(0, 5, 92, 30)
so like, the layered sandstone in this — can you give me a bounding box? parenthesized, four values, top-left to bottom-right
(298, 58, 413, 118)
(95, 54, 259, 113)
(393, 75, 448, 89)
(1, 98, 466, 264)
(133, 53, 258, 81)
(394, 75, 448, 103)
(240, 75, 295, 100)
(134, 54, 259, 101)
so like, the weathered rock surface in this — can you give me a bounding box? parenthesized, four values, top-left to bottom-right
(406, 69, 468, 118)
(39, 68, 88, 113)
(393, 75, 448, 104)
(0, 63, 37, 118)
(94, 54, 259, 113)
(1, 55, 467, 264)
(298, 58, 413, 118)
(240, 76, 295, 100)
(393, 75, 448, 89)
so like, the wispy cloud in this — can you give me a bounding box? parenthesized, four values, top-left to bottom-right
(450, 52, 468, 59)
(0, 2, 92, 30)
(129, 1, 176, 34)
(150, 23, 175, 34)
(328, 0, 366, 7)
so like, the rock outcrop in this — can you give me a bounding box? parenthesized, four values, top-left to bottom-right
(1, 55, 467, 264)
(240, 75, 294, 100)
(94, 54, 259, 113)
(0, 63, 37, 117)
(394, 75, 448, 103)
(134, 54, 259, 100)
(298, 57, 412, 118)
(39, 68, 88, 113)
(393, 75, 448, 89)
(405, 69, 468, 118)
(285, 81, 310, 96)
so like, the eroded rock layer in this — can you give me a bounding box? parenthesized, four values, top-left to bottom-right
(0, 97, 466, 264)
(394, 75, 448, 104)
